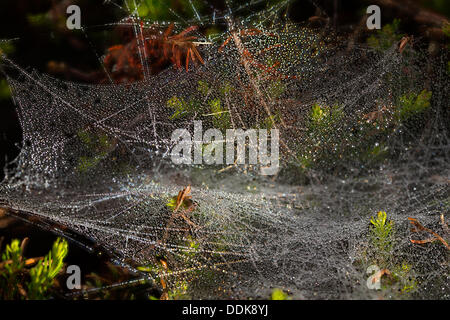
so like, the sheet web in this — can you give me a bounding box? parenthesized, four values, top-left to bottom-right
(0, 4, 449, 299)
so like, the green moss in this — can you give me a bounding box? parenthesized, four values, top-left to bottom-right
(168, 279, 190, 299)
(262, 111, 281, 130)
(197, 80, 209, 96)
(77, 130, 92, 146)
(295, 90, 432, 172)
(443, 23, 450, 38)
(209, 98, 223, 114)
(295, 103, 345, 170)
(167, 96, 187, 119)
(370, 210, 394, 257)
(396, 89, 431, 121)
(271, 288, 289, 300)
(77, 130, 113, 152)
(205, 27, 222, 41)
(137, 262, 166, 274)
(125, 0, 168, 19)
(220, 81, 234, 96)
(392, 262, 417, 294)
(309, 103, 343, 128)
(75, 130, 114, 173)
(267, 79, 286, 99)
(364, 143, 389, 164)
(1, 239, 24, 276)
(209, 98, 230, 130)
(1, 238, 68, 300)
(166, 194, 190, 212)
(77, 155, 104, 173)
(311, 103, 327, 123)
(27, 238, 68, 299)
(185, 236, 200, 256)
(358, 212, 418, 296)
(367, 19, 403, 51)
(98, 134, 112, 149)
(166, 96, 199, 120)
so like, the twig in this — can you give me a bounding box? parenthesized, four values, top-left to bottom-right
(408, 217, 449, 250)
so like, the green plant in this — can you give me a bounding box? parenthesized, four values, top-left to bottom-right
(197, 80, 209, 96)
(267, 79, 286, 99)
(395, 89, 432, 122)
(27, 238, 68, 299)
(0, 239, 25, 299)
(0, 79, 11, 100)
(364, 143, 389, 164)
(166, 195, 192, 212)
(76, 130, 114, 173)
(271, 288, 289, 300)
(125, 0, 171, 19)
(0, 42, 15, 100)
(370, 211, 394, 257)
(138, 259, 190, 300)
(209, 98, 230, 131)
(166, 96, 200, 120)
(391, 262, 417, 294)
(443, 23, 450, 38)
(0, 237, 68, 300)
(367, 19, 403, 51)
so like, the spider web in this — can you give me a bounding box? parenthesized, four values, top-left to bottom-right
(0, 1, 449, 299)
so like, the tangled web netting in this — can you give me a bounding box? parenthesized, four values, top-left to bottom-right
(1, 8, 449, 299)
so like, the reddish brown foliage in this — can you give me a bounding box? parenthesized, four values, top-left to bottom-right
(103, 22, 204, 83)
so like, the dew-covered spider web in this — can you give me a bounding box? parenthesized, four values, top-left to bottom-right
(0, 1, 449, 299)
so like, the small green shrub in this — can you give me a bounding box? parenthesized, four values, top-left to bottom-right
(209, 98, 230, 130)
(76, 130, 114, 173)
(1, 239, 25, 299)
(27, 238, 68, 299)
(295, 103, 344, 170)
(396, 89, 432, 122)
(370, 210, 394, 257)
(391, 262, 417, 294)
(261, 110, 282, 130)
(166, 96, 200, 120)
(0, 237, 68, 300)
(363, 211, 417, 296)
(197, 80, 209, 96)
(367, 19, 403, 51)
